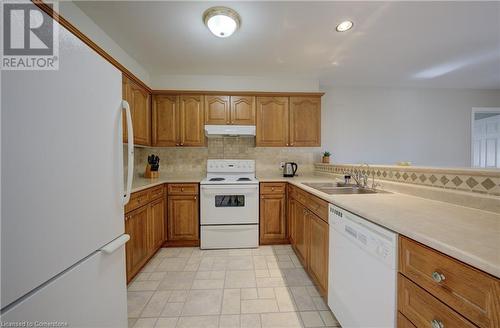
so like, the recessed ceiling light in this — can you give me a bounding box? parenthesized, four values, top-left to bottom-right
(203, 7, 241, 38)
(336, 20, 353, 32)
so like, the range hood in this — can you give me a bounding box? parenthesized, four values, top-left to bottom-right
(204, 125, 256, 137)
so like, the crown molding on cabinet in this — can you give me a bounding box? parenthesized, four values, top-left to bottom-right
(152, 90, 324, 97)
(31, 0, 152, 93)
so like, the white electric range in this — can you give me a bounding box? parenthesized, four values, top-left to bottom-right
(200, 159, 259, 249)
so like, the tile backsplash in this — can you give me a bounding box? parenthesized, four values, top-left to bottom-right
(315, 163, 500, 196)
(133, 137, 321, 176)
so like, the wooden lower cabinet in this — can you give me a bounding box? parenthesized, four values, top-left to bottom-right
(260, 183, 287, 244)
(167, 195, 199, 243)
(293, 200, 309, 267)
(398, 275, 476, 328)
(148, 198, 165, 251)
(397, 313, 416, 328)
(125, 186, 166, 283)
(308, 213, 329, 295)
(125, 205, 149, 282)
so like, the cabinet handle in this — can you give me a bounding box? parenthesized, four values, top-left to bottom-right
(194, 196, 197, 200)
(431, 319, 444, 328)
(431, 271, 445, 283)
(181, 188, 184, 192)
(180, 142, 184, 146)
(271, 187, 275, 191)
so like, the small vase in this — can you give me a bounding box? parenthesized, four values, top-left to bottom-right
(322, 156, 330, 164)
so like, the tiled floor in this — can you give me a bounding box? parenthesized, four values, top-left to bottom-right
(127, 245, 341, 328)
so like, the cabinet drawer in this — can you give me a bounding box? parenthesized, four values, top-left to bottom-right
(149, 185, 165, 201)
(167, 183, 199, 195)
(397, 312, 416, 328)
(399, 236, 500, 328)
(260, 182, 286, 194)
(306, 194, 328, 223)
(398, 275, 475, 328)
(125, 189, 150, 213)
(289, 185, 308, 205)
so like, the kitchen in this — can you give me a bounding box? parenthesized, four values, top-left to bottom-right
(1, 1, 499, 328)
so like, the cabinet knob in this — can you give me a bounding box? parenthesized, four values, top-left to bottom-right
(194, 196, 197, 200)
(431, 319, 444, 328)
(286, 143, 289, 146)
(180, 142, 184, 146)
(431, 271, 445, 283)
(271, 187, 275, 191)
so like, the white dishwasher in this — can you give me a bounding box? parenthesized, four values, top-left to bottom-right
(328, 204, 398, 328)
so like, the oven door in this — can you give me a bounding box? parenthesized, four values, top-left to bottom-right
(201, 184, 259, 225)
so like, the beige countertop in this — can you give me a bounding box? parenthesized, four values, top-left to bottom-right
(258, 173, 500, 278)
(132, 172, 500, 278)
(131, 174, 204, 193)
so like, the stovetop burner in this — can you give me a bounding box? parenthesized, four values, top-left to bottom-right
(237, 177, 251, 181)
(209, 177, 225, 181)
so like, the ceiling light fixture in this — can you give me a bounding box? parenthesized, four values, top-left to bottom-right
(336, 20, 353, 32)
(203, 7, 241, 38)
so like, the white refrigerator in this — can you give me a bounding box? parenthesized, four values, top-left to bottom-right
(1, 8, 134, 327)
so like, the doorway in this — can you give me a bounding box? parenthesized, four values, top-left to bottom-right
(471, 107, 500, 168)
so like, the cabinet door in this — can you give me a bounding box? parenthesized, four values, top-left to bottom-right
(180, 95, 205, 147)
(289, 97, 321, 147)
(148, 198, 165, 252)
(130, 82, 151, 146)
(125, 205, 149, 282)
(256, 97, 289, 147)
(152, 95, 178, 147)
(168, 195, 199, 241)
(308, 213, 328, 295)
(294, 201, 309, 267)
(231, 96, 255, 125)
(205, 95, 230, 125)
(259, 194, 287, 244)
(288, 197, 296, 245)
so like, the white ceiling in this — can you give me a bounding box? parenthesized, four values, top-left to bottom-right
(75, 1, 500, 89)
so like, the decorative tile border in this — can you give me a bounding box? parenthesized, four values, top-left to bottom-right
(314, 163, 500, 196)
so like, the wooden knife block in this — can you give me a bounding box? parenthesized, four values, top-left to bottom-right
(144, 164, 159, 179)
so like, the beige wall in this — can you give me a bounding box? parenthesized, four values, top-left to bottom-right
(133, 137, 321, 177)
(320, 86, 500, 167)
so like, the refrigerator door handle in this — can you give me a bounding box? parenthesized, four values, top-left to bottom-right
(122, 100, 134, 205)
(100, 234, 130, 254)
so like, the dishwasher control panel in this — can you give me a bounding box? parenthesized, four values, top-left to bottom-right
(329, 204, 397, 269)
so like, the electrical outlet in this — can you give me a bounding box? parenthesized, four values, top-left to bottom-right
(279, 162, 285, 169)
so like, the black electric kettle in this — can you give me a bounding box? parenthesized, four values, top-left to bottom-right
(283, 162, 298, 177)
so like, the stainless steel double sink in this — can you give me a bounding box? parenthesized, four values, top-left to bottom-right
(302, 182, 390, 195)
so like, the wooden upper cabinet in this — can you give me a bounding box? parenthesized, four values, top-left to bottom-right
(122, 75, 151, 146)
(256, 97, 289, 147)
(231, 96, 255, 125)
(179, 95, 205, 147)
(205, 95, 255, 125)
(205, 95, 230, 125)
(152, 95, 179, 147)
(289, 97, 321, 147)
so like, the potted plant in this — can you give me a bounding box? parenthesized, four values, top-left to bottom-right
(322, 151, 331, 163)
